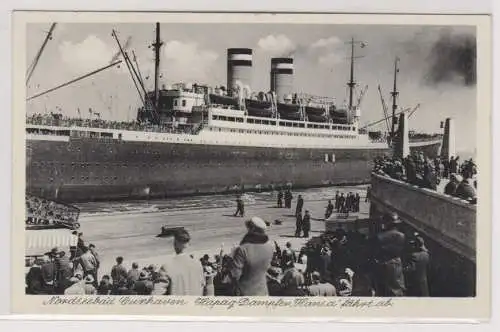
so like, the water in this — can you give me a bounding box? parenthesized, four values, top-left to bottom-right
(75, 185, 369, 216)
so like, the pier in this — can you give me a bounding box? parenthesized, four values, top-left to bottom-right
(76, 193, 371, 277)
(368, 116, 476, 297)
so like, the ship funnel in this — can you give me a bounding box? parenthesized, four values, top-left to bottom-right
(227, 48, 253, 97)
(270, 57, 294, 103)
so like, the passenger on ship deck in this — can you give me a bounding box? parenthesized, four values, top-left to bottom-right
(295, 195, 304, 217)
(373, 212, 406, 297)
(277, 189, 284, 208)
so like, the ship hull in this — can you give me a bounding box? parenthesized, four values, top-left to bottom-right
(26, 138, 441, 202)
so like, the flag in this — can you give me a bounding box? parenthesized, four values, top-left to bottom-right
(360, 42, 367, 48)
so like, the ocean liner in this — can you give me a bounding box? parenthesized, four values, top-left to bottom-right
(25, 23, 442, 202)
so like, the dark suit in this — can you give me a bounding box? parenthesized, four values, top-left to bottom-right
(295, 198, 304, 216)
(302, 214, 311, 238)
(295, 214, 303, 237)
(405, 250, 430, 297)
(455, 182, 476, 201)
(444, 181, 459, 196)
(374, 227, 406, 297)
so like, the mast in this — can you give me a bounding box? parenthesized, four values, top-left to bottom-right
(152, 22, 163, 111)
(347, 37, 355, 110)
(390, 57, 400, 139)
(345, 37, 365, 110)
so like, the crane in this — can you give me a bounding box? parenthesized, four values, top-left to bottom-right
(376, 84, 391, 133)
(408, 103, 421, 118)
(26, 23, 57, 87)
(355, 84, 368, 109)
(26, 60, 123, 101)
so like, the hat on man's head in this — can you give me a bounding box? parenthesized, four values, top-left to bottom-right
(311, 271, 321, 281)
(174, 228, 191, 244)
(84, 275, 94, 284)
(245, 216, 267, 231)
(383, 212, 402, 225)
(69, 276, 80, 283)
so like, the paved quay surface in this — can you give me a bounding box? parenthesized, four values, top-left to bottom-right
(78, 194, 370, 275)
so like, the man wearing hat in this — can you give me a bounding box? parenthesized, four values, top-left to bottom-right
(266, 267, 283, 296)
(230, 216, 274, 296)
(161, 229, 205, 296)
(444, 174, 460, 196)
(404, 235, 430, 297)
(302, 210, 311, 238)
(455, 177, 476, 202)
(83, 275, 97, 295)
(373, 212, 406, 297)
(132, 271, 154, 295)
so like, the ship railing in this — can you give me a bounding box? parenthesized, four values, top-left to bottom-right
(25, 117, 205, 135)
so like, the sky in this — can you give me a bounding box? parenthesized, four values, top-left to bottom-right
(25, 22, 477, 154)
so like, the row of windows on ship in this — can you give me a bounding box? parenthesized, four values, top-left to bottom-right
(211, 115, 356, 131)
(207, 127, 356, 139)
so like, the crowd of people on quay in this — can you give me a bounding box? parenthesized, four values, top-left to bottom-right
(373, 152, 477, 203)
(26, 211, 431, 297)
(25, 194, 80, 227)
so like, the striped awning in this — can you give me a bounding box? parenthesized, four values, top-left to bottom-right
(25, 229, 78, 257)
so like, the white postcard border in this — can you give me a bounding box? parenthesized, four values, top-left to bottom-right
(10, 11, 492, 321)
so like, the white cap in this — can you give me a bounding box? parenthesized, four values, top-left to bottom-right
(246, 216, 267, 231)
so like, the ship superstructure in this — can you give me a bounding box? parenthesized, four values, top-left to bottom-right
(25, 23, 442, 202)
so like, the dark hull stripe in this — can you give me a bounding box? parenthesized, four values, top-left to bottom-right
(25, 139, 441, 202)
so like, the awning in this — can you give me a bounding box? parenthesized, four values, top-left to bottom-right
(25, 229, 78, 257)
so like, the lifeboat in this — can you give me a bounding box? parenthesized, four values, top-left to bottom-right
(277, 103, 302, 120)
(208, 93, 239, 107)
(245, 99, 274, 118)
(305, 106, 328, 123)
(305, 105, 327, 116)
(307, 113, 329, 123)
(329, 106, 350, 124)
